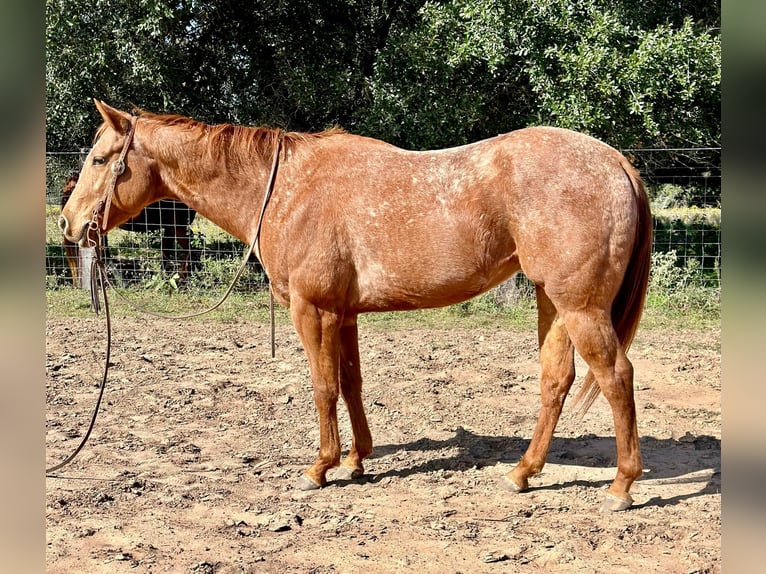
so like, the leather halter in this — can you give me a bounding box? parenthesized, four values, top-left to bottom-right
(91, 116, 137, 233)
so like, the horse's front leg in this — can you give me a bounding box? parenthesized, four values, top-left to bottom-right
(64, 241, 80, 287)
(290, 295, 343, 490)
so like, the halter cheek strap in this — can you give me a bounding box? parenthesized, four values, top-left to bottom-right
(93, 116, 137, 232)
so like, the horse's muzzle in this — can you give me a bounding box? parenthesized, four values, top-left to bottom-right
(58, 214, 89, 245)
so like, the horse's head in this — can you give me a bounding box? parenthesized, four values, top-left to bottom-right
(59, 100, 163, 246)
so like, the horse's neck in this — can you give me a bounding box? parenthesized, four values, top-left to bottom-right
(154, 134, 269, 244)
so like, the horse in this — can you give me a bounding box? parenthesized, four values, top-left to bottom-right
(60, 172, 196, 286)
(60, 100, 652, 512)
(60, 174, 83, 285)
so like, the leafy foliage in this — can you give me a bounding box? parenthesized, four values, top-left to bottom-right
(46, 0, 719, 151)
(647, 250, 719, 316)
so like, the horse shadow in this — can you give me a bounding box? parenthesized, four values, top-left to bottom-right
(333, 427, 720, 509)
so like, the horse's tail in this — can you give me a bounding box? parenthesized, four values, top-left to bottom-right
(572, 158, 653, 416)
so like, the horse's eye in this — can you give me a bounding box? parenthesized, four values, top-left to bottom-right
(93, 156, 106, 166)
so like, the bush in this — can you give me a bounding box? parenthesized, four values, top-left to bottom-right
(649, 184, 693, 209)
(186, 257, 266, 293)
(646, 250, 719, 316)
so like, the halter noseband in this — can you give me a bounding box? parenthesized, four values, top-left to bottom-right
(92, 116, 137, 233)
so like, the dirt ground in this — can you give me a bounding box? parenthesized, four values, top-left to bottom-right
(46, 313, 720, 573)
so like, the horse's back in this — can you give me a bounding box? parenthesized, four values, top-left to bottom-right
(274, 127, 644, 313)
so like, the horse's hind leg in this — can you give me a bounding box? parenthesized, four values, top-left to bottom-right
(504, 286, 575, 492)
(560, 307, 642, 511)
(335, 319, 373, 481)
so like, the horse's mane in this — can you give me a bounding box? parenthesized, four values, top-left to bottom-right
(133, 109, 345, 163)
(94, 108, 344, 164)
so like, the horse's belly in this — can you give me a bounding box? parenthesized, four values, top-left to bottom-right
(353, 251, 519, 312)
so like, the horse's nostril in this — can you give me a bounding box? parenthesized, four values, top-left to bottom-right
(58, 215, 69, 235)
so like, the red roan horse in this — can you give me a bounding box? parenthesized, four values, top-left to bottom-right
(61, 173, 196, 286)
(60, 100, 651, 512)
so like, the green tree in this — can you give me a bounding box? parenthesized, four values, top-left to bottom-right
(361, 0, 532, 148)
(46, 0, 720, 151)
(45, 0, 425, 147)
(522, 3, 720, 148)
(363, 0, 720, 149)
(46, 0, 195, 149)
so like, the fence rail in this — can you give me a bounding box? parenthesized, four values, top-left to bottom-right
(45, 147, 721, 297)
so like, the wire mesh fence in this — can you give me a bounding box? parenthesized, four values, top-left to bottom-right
(46, 146, 721, 300)
(623, 147, 720, 208)
(46, 151, 267, 294)
(626, 147, 721, 288)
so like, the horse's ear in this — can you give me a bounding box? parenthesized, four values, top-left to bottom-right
(94, 99, 132, 134)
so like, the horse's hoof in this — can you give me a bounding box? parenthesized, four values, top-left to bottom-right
(334, 465, 364, 481)
(499, 475, 526, 493)
(599, 492, 633, 512)
(295, 474, 322, 491)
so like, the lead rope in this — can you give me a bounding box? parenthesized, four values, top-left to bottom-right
(46, 256, 110, 474)
(46, 134, 282, 475)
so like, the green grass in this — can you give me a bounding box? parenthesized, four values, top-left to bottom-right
(358, 297, 538, 331)
(45, 286, 537, 329)
(46, 285, 286, 324)
(637, 304, 718, 331)
(46, 281, 717, 333)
